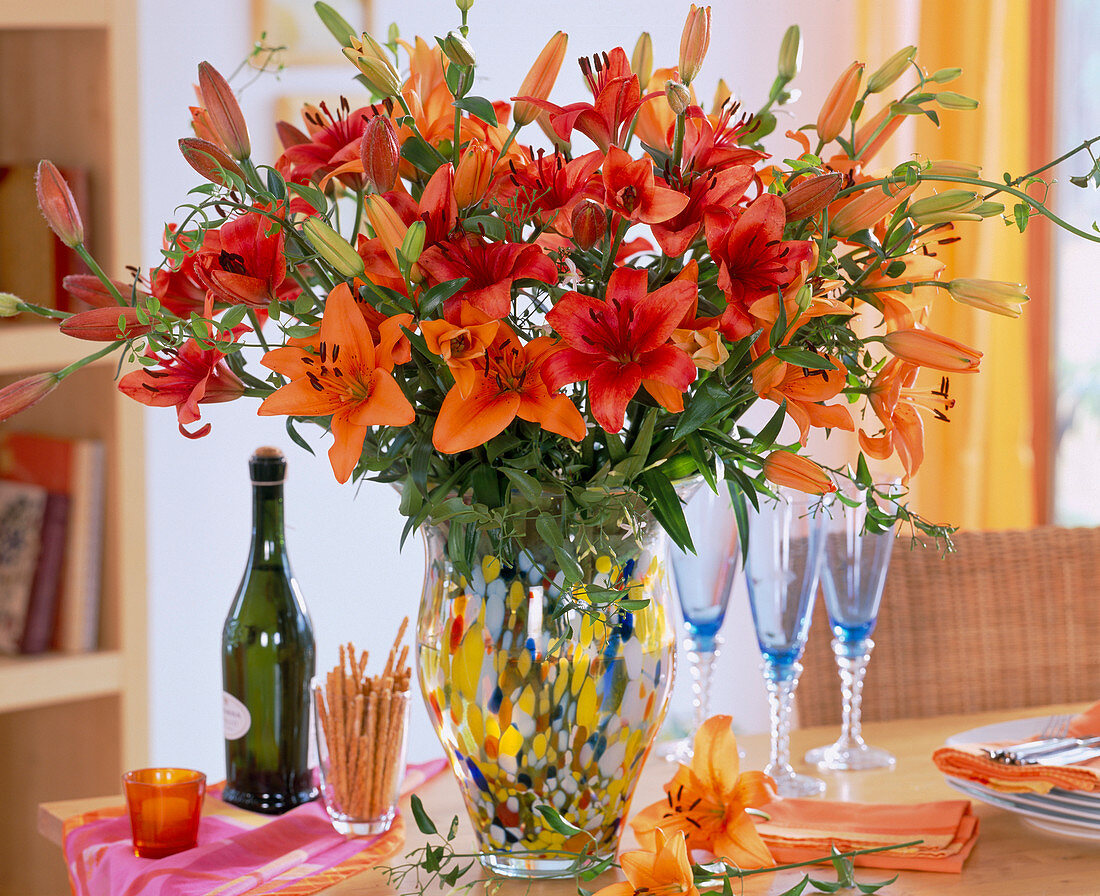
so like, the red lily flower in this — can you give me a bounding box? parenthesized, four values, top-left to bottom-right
(543, 267, 697, 433)
(258, 282, 415, 483)
(522, 48, 650, 152)
(196, 208, 299, 308)
(652, 163, 755, 256)
(417, 233, 558, 321)
(704, 194, 815, 339)
(150, 226, 208, 317)
(118, 330, 248, 439)
(494, 149, 604, 232)
(432, 326, 586, 454)
(278, 100, 378, 191)
(601, 145, 689, 225)
(681, 104, 766, 174)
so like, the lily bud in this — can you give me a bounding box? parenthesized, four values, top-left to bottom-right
(678, 4, 711, 86)
(867, 46, 916, 93)
(315, 1, 357, 47)
(672, 326, 728, 371)
(196, 62, 251, 160)
(513, 31, 568, 127)
(302, 217, 366, 279)
(829, 182, 917, 237)
(852, 105, 903, 161)
(455, 0, 475, 10)
(360, 116, 400, 193)
(935, 91, 979, 110)
(344, 34, 403, 98)
(453, 140, 495, 207)
(63, 274, 130, 309)
(35, 161, 84, 248)
(817, 61, 864, 143)
(399, 220, 427, 266)
(179, 137, 245, 187)
(0, 292, 21, 317)
(763, 450, 836, 495)
(632, 32, 653, 86)
(882, 328, 982, 372)
(0, 373, 60, 422)
(570, 200, 606, 250)
(946, 278, 1028, 318)
(441, 30, 476, 67)
(60, 306, 152, 341)
(781, 173, 843, 222)
(907, 189, 982, 224)
(777, 25, 803, 81)
(364, 194, 409, 269)
(665, 80, 692, 115)
(924, 159, 982, 178)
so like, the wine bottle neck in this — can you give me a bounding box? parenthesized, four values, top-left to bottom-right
(249, 483, 288, 567)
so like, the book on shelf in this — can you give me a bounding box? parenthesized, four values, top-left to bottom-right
(0, 163, 90, 311)
(0, 431, 105, 652)
(20, 492, 69, 654)
(0, 479, 48, 652)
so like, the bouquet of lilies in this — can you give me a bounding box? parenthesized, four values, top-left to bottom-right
(6, 2, 1099, 570)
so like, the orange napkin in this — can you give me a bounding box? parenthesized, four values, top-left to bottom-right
(1068, 699, 1100, 739)
(755, 798, 979, 873)
(932, 744, 1100, 794)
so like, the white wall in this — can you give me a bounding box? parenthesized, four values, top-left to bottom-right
(139, 0, 857, 776)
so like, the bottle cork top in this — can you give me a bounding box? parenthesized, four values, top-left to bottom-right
(249, 446, 287, 483)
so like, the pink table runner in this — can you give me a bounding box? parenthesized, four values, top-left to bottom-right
(63, 759, 449, 896)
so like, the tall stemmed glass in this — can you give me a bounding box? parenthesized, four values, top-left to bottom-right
(663, 481, 741, 762)
(743, 488, 829, 797)
(805, 482, 897, 770)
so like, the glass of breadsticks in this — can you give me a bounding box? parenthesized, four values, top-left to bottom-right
(313, 619, 412, 835)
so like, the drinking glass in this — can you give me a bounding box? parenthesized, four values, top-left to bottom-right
(123, 768, 206, 858)
(743, 488, 828, 797)
(805, 483, 897, 770)
(663, 481, 741, 762)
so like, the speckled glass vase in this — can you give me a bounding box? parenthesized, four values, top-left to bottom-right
(415, 508, 677, 879)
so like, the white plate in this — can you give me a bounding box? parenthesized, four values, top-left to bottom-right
(946, 777, 1100, 841)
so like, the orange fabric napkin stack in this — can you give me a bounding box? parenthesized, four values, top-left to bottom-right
(932, 700, 1100, 794)
(755, 798, 979, 873)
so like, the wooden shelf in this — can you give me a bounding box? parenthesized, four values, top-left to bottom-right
(0, 650, 123, 713)
(0, 0, 109, 28)
(0, 319, 108, 374)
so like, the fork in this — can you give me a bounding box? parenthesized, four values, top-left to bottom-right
(1038, 714, 1073, 739)
(984, 715, 1076, 763)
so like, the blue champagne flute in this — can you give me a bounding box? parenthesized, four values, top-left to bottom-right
(805, 483, 897, 770)
(744, 488, 828, 797)
(664, 482, 741, 762)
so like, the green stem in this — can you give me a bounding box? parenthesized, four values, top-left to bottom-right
(452, 104, 462, 167)
(497, 122, 522, 162)
(601, 218, 628, 282)
(16, 303, 69, 320)
(56, 341, 125, 380)
(247, 309, 271, 353)
(672, 112, 686, 172)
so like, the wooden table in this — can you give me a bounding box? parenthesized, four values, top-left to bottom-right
(40, 704, 1100, 894)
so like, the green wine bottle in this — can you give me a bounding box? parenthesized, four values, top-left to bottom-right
(221, 447, 317, 814)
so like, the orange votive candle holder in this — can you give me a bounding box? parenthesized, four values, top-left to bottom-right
(122, 768, 207, 859)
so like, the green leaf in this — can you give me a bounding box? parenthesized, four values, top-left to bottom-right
(672, 377, 726, 439)
(401, 134, 445, 175)
(772, 348, 836, 370)
(454, 96, 498, 126)
(615, 410, 656, 481)
(806, 879, 842, 893)
(287, 181, 328, 215)
(856, 874, 899, 893)
(410, 795, 437, 835)
(1013, 202, 1029, 233)
(535, 512, 564, 549)
(502, 468, 542, 503)
(552, 546, 585, 586)
(685, 434, 717, 493)
(534, 805, 585, 836)
(284, 418, 315, 456)
(417, 278, 469, 317)
(776, 878, 809, 896)
(579, 854, 616, 881)
(752, 400, 787, 452)
(855, 452, 873, 489)
(461, 214, 509, 241)
(639, 469, 693, 553)
(314, 1, 357, 46)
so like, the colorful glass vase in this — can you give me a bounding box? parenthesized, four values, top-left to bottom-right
(415, 506, 677, 878)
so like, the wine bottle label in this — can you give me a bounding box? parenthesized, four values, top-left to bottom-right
(222, 691, 251, 740)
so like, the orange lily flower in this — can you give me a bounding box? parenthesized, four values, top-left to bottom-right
(860, 254, 945, 330)
(419, 311, 499, 398)
(631, 715, 776, 869)
(453, 139, 496, 208)
(258, 282, 415, 483)
(754, 355, 855, 445)
(882, 327, 982, 372)
(632, 67, 686, 152)
(816, 61, 864, 144)
(512, 31, 569, 127)
(118, 332, 247, 439)
(432, 326, 585, 454)
(593, 829, 699, 896)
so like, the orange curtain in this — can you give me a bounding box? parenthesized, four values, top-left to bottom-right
(857, 0, 1037, 530)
